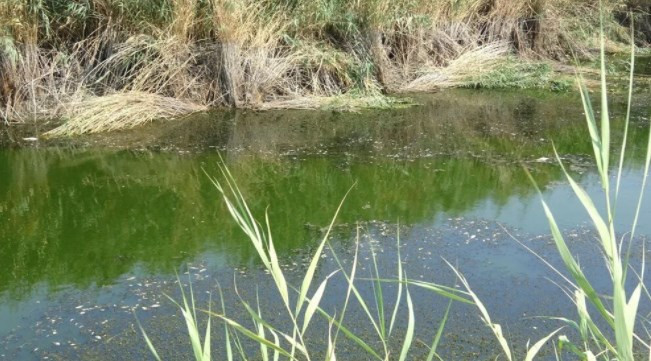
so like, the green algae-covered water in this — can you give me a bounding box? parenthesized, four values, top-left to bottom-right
(1, 88, 650, 360)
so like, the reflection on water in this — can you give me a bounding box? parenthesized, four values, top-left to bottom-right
(2, 89, 650, 296)
(0, 88, 650, 358)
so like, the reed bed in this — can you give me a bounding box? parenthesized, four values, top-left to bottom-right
(0, 0, 643, 134)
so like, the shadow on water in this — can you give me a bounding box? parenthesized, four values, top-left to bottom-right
(0, 88, 650, 359)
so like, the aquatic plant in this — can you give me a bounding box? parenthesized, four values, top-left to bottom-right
(532, 22, 651, 360)
(138, 275, 213, 361)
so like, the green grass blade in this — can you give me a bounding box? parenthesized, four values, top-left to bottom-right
(217, 161, 265, 247)
(327, 321, 337, 361)
(231, 331, 249, 361)
(218, 285, 233, 361)
(626, 284, 642, 343)
(446, 261, 512, 361)
(269, 328, 280, 361)
(524, 327, 563, 361)
(370, 245, 386, 338)
(398, 284, 415, 361)
(552, 147, 613, 260)
(629, 109, 651, 248)
(426, 299, 452, 361)
(225, 324, 233, 361)
(203, 296, 212, 361)
(388, 226, 403, 337)
(231, 293, 284, 338)
(325, 234, 384, 344)
(232, 331, 249, 361)
(134, 313, 163, 361)
(331, 235, 359, 349)
(180, 305, 204, 361)
(575, 290, 589, 343)
(208, 312, 296, 360)
(578, 80, 604, 177)
(614, 285, 634, 360)
(599, 15, 610, 178)
(302, 250, 386, 361)
(313, 306, 383, 360)
(623, 107, 651, 277)
(525, 169, 614, 327)
(173, 276, 204, 361)
(207, 169, 271, 270)
(611, 278, 642, 361)
(296, 185, 354, 317)
(543, 196, 613, 326)
(280, 333, 309, 358)
(265, 210, 290, 308)
(615, 24, 636, 201)
(404, 280, 473, 304)
(302, 271, 337, 334)
(256, 293, 269, 361)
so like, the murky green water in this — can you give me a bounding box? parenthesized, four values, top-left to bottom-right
(1, 88, 650, 360)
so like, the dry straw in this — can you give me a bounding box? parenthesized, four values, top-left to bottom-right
(46, 92, 205, 136)
(0, 0, 635, 134)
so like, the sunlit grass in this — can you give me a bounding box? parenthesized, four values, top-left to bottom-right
(1, 0, 635, 132)
(198, 163, 469, 360)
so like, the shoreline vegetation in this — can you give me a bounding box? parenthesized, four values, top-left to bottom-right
(0, 1, 650, 135)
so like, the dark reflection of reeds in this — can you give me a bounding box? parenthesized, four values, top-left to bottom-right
(81, 89, 650, 159)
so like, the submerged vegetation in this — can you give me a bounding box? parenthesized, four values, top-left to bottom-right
(0, 0, 647, 134)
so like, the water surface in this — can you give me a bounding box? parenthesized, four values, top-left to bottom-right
(1, 88, 650, 360)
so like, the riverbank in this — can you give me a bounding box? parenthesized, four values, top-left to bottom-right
(1, 0, 648, 135)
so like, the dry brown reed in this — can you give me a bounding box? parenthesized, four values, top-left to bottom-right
(0, 0, 638, 135)
(45, 92, 206, 136)
(401, 42, 512, 92)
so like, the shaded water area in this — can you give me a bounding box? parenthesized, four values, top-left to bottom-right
(1, 86, 651, 360)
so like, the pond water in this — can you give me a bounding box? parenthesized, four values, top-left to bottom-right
(1, 87, 650, 360)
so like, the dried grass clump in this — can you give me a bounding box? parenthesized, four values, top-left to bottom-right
(4, 46, 89, 122)
(290, 41, 375, 95)
(91, 33, 212, 101)
(209, 0, 297, 106)
(259, 91, 410, 111)
(46, 92, 206, 136)
(401, 42, 511, 92)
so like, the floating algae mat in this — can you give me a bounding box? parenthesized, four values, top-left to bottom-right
(1, 89, 650, 360)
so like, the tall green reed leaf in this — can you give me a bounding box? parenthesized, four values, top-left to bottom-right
(397, 284, 415, 361)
